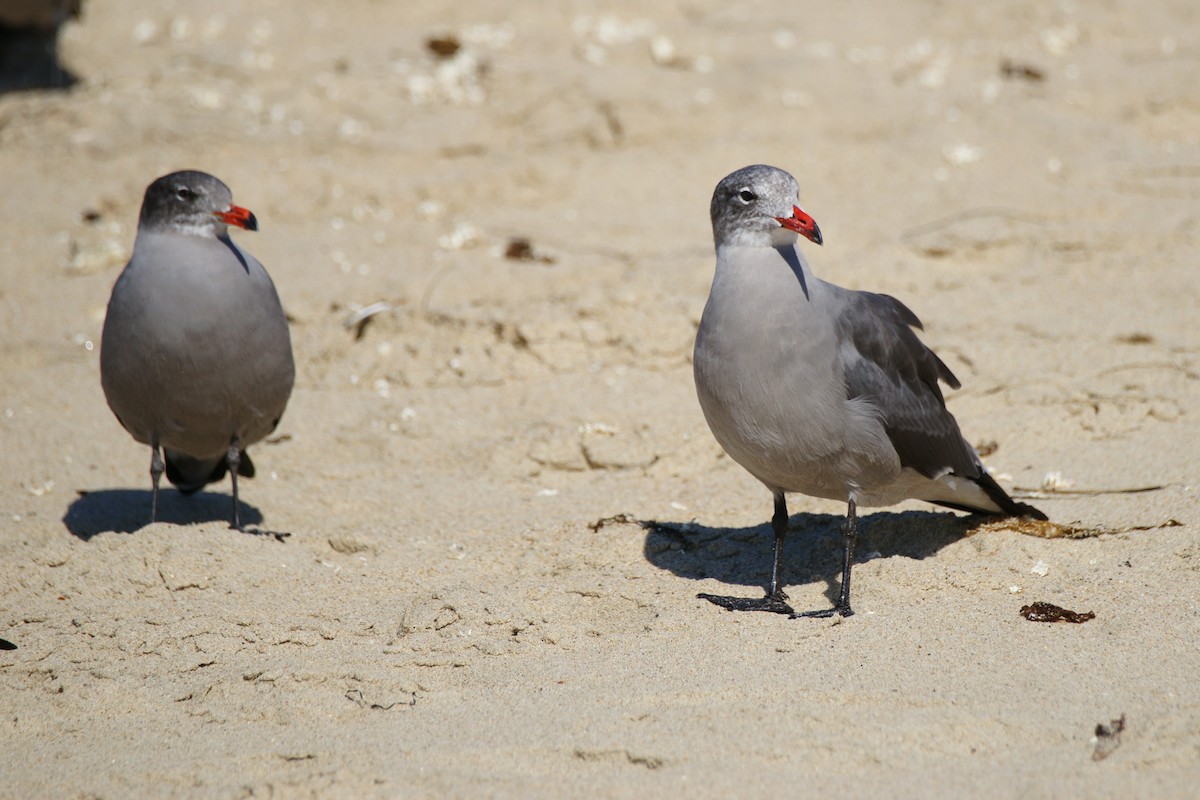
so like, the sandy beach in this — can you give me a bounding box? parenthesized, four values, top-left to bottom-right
(2, 0, 1198, 796)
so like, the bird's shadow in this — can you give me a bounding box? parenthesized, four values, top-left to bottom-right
(63, 489, 265, 541)
(641, 510, 984, 610)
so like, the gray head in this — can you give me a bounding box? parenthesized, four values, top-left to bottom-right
(138, 170, 258, 236)
(710, 164, 822, 249)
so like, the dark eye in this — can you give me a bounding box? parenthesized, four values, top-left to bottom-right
(737, 189, 756, 203)
(176, 186, 196, 201)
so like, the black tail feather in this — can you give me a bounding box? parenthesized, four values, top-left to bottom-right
(164, 450, 255, 494)
(930, 470, 1047, 520)
(974, 470, 1047, 519)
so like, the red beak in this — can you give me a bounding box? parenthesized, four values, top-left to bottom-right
(774, 205, 822, 245)
(213, 204, 259, 231)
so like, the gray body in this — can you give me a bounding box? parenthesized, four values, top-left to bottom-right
(695, 165, 1037, 516)
(100, 171, 294, 514)
(695, 239, 1002, 512)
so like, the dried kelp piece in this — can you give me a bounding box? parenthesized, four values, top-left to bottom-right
(1092, 714, 1126, 761)
(426, 35, 461, 59)
(505, 238, 535, 260)
(505, 237, 556, 264)
(1000, 59, 1045, 81)
(588, 513, 637, 532)
(1020, 602, 1095, 623)
(1114, 332, 1154, 345)
(978, 517, 1180, 540)
(973, 439, 998, 458)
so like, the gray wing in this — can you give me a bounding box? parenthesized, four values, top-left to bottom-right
(835, 290, 981, 480)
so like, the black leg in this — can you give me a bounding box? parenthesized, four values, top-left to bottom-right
(225, 439, 289, 542)
(697, 490, 794, 615)
(226, 438, 242, 531)
(149, 442, 164, 523)
(835, 498, 858, 617)
(791, 496, 858, 619)
(767, 491, 789, 602)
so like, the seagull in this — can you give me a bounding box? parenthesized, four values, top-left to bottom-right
(100, 170, 294, 531)
(693, 164, 1046, 617)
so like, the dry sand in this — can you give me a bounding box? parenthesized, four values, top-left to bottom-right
(2, 1, 1198, 796)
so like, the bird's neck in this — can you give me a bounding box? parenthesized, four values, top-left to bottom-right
(713, 242, 814, 303)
